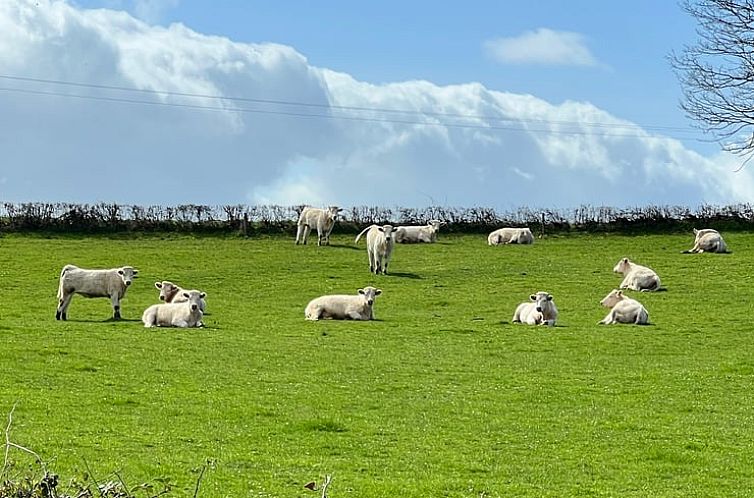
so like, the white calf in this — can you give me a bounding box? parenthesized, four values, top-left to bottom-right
(683, 228, 730, 253)
(512, 291, 558, 326)
(56, 265, 138, 320)
(155, 280, 207, 312)
(305, 286, 382, 320)
(394, 220, 446, 243)
(613, 258, 661, 292)
(295, 206, 343, 246)
(142, 290, 206, 328)
(355, 224, 398, 274)
(488, 227, 534, 245)
(598, 289, 649, 325)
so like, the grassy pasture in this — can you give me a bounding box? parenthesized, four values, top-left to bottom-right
(1, 231, 754, 497)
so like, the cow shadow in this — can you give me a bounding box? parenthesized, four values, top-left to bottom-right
(386, 271, 421, 279)
(327, 243, 361, 251)
(57, 317, 143, 323)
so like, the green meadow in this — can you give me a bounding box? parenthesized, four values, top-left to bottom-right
(1, 231, 753, 497)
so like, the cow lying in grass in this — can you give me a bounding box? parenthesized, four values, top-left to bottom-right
(488, 227, 534, 245)
(394, 220, 445, 243)
(683, 228, 730, 254)
(142, 290, 206, 328)
(155, 280, 207, 312)
(613, 258, 662, 292)
(512, 291, 558, 326)
(598, 289, 649, 325)
(305, 287, 382, 320)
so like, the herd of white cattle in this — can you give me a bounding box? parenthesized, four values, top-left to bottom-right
(53, 206, 731, 328)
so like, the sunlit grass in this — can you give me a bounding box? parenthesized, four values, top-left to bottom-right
(1, 231, 753, 497)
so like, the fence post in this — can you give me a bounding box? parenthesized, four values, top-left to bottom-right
(240, 213, 249, 237)
(540, 212, 546, 239)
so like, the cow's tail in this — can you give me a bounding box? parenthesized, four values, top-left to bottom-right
(57, 264, 77, 299)
(354, 225, 375, 244)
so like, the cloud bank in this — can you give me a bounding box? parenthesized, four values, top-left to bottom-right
(0, 0, 752, 210)
(484, 28, 597, 66)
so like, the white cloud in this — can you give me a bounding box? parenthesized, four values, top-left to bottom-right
(132, 0, 179, 24)
(0, 0, 751, 210)
(484, 28, 597, 66)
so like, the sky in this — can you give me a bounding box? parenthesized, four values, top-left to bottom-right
(1, 0, 753, 209)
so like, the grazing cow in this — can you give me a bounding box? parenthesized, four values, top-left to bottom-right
(142, 290, 205, 328)
(305, 286, 382, 321)
(354, 224, 398, 274)
(295, 206, 343, 246)
(155, 280, 207, 312)
(56, 265, 138, 320)
(598, 289, 649, 325)
(613, 258, 662, 292)
(488, 227, 534, 246)
(683, 228, 730, 254)
(394, 220, 446, 243)
(512, 291, 558, 326)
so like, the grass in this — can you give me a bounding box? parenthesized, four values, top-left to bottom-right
(1, 231, 754, 497)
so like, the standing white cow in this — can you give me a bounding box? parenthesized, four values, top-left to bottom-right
(598, 289, 649, 325)
(394, 220, 446, 243)
(683, 228, 730, 254)
(512, 291, 558, 326)
(488, 227, 534, 245)
(613, 258, 662, 292)
(56, 265, 138, 320)
(295, 206, 343, 246)
(305, 286, 382, 320)
(354, 224, 398, 274)
(142, 290, 205, 328)
(155, 280, 207, 312)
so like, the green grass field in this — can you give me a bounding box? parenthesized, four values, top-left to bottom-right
(1, 231, 754, 497)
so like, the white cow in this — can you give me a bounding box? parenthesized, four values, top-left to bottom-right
(613, 258, 662, 292)
(354, 224, 398, 274)
(488, 227, 534, 245)
(142, 290, 206, 328)
(295, 206, 343, 246)
(394, 220, 446, 243)
(683, 228, 730, 254)
(512, 291, 558, 326)
(155, 280, 207, 312)
(305, 286, 382, 321)
(56, 265, 138, 320)
(598, 289, 649, 325)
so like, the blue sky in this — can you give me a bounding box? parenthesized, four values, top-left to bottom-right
(1, 0, 750, 208)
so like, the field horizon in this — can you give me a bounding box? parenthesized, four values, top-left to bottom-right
(1, 231, 753, 497)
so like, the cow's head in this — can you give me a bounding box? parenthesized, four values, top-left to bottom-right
(600, 289, 624, 308)
(613, 257, 631, 274)
(182, 290, 206, 312)
(378, 224, 397, 241)
(118, 266, 138, 286)
(530, 291, 553, 313)
(155, 280, 180, 301)
(358, 286, 382, 306)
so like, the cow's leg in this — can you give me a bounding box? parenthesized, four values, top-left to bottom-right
(302, 225, 311, 244)
(110, 295, 122, 320)
(295, 224, 305, 244)
(56, 292, 74, 321)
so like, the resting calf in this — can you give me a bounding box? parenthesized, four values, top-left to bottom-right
(512, 291, 558, 326)
(305, 287, 382, 320)
(142, 290, 206, 328)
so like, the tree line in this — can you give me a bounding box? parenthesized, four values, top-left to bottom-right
(1, 202, 753, 235)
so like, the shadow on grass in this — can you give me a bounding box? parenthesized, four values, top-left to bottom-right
(326, 243, 361, 251)
(386, 271, 421, 279)
(57, 317, 143, 323)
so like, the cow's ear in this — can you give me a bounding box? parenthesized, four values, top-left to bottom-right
(133, 270, 139, 275)
(182, 292, 190, 299)
(375, 289, 382, 295)
(155, 282, 162, 289)
(622, 258, 628, 263)
(530, 294, 536, 301)
(617, 290, 624, 296)
(547, 295, 553, 301)
(378, 226, 385, 232)
(118, 270, 124, 275)
(200, 292, 207, 299)
(358, 288, 365, 295)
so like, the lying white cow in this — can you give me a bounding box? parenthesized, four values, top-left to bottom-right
(394, 220, 446, 243)
(142, 290, 206, 328)
(613, 258, 662, 292)
(683, 228, 730, 254)
(56, 265, 138, 320)
(155, 280, 207, 312)
(512, 291, 558, 326)
(599, 289, 649, 325)
(305, 286, 382, 320)
(295, 206, 343, 246)
(488, 227, 534, 245)
(354, 224, 398, 274)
